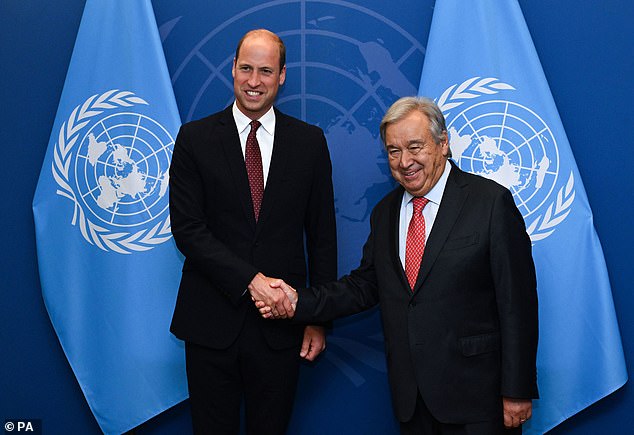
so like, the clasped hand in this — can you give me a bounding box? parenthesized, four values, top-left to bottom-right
(249, 273, 297, 319)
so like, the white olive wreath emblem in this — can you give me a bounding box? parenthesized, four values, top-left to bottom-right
(437, 77, 575, 242)
(52, 89, 172, 254)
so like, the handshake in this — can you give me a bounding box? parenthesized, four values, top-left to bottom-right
(248, 272, 299, 319)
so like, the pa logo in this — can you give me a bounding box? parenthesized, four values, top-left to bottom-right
(52, 90, 174, 253)
(438, 77, 575, 242)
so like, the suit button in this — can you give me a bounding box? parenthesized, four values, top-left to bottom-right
(410, 302, 416, 308)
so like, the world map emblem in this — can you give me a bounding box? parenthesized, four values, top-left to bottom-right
(168, 0, 425, 268)
(52, 90, 174, 254)
(438, 77, 575, 242)
(165, 0, 426, 392)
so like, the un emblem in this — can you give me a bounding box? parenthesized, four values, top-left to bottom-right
(438, 77, 575, 242)
(53, 90, 173, 253)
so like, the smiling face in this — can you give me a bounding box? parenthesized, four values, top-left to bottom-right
(385, 110, 449, 197)
(232, 32, 286, 120)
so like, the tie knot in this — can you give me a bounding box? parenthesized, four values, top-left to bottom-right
(250, 120, 261, 133)
(412, 196, 429, 213)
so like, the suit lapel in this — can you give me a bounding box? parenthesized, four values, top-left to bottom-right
(388, 187, 412, 292)
(412, 162, 469, 294)
(255, 108, 290, 236)
(218, 107, 257, 230)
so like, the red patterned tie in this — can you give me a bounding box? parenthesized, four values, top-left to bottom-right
(405, 196, 430, 290)
(245, 120, 264, 221)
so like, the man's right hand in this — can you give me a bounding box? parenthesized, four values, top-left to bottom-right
(256, 279, 298, 319)
(248, 273, 294, 318)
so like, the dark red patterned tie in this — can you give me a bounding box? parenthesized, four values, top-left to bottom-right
(405, 196, 430, 290)
(245, 120, 263, 220)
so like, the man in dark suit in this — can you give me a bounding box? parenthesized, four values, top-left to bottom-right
(169, 29, 337, 434)
(259, 97, 538, 434)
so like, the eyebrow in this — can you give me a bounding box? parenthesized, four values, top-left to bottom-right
(237, 61, 275, 71)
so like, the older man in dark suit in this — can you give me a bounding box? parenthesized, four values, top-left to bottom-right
(169, 29, 337, 434)
(259, 97, 538, 434)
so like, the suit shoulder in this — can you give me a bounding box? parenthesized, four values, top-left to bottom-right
(376, 186, 402, 207)
(277, 110, 324, 136)
(180, 110, 225, 133)
(453, 164, 512, 198)
(369, 186, 402, 220)
(175, 110, 233, 153)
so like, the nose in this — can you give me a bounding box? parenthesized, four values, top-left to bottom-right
(399, 150, 413, 169)
(247, 70, 261, 87)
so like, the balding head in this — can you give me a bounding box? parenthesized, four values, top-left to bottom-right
(235, 29, 286, 71)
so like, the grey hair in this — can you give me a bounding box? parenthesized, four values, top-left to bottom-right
(379, 96, 447, 146)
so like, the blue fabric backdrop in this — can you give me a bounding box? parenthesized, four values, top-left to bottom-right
(1, 1, 633, 434)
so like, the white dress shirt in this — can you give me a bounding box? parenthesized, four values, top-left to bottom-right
(398, 160, 452, 268)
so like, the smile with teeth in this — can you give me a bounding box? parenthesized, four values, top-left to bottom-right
(245, 90, 262, 96)
(403, 168, 419, 178)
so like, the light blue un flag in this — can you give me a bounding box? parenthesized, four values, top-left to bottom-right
(418, 0, 627, 432)
(32, 0, 187, 433)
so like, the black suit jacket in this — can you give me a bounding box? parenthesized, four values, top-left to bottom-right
(295, 162, 538, 424)
(169, 106, 337, 350)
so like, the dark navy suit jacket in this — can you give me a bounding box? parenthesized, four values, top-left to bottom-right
(170, 105, 337, 350)
(295, 162, 538, 424)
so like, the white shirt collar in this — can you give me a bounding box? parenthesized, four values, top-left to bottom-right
(232, 102, 276, 136)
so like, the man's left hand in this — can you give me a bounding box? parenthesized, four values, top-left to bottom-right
(300, 325, 326, 361)
(503, 397, 532, 428)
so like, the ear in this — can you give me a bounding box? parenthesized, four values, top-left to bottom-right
(440, 131, 449, 157)
(279, 65, 286, 85)
(231, 58, 237, 78)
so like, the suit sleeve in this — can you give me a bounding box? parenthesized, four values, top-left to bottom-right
(304, 129, 337, 286)
(301, 129, 337, 329)
(491, 189, 539, 399)
(295, 206, 381, 323)
(169, 124, 258, 305)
